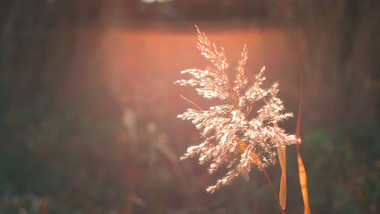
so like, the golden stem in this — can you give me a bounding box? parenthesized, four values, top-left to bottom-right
(237, 138, 285, 214)
(263, 168, 285, 214)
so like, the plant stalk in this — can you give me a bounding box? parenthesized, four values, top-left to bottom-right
(263, 168, 285, 214)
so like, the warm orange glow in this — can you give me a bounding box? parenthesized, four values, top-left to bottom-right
(100, 27, 297, 121)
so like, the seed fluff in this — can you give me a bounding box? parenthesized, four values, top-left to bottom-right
(175, 26, 297, 194)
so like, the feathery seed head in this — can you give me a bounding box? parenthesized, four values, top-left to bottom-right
(176, 26, 297, 193)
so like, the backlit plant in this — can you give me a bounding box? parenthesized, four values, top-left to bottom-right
(175, 26, 310, 214)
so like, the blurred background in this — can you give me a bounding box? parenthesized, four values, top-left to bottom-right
(0, 0, 379, 213)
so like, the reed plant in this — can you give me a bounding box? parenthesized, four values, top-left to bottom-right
(176, 26, 310, 214)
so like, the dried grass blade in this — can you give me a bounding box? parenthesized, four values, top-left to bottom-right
(296, 76, 310, 214)
(277, 146, 287, 210)
(297, 152, 310, 214)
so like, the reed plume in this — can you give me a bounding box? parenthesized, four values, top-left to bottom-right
(175, 26, 297, 194)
